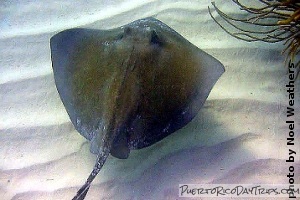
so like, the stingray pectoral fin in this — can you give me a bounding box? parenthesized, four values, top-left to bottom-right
(110, 131, 130, 159)
(50, 28, 122, 141)
(127, 26, 225, 148)
(196, 50, 225, 92)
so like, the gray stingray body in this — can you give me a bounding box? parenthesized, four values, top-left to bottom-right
(50, 17, 224, 200)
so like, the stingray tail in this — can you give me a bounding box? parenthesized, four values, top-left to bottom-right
(72, 148, 110, 200)
(71, 182, 90, 200)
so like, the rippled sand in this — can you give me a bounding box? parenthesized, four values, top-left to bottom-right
(1, 0, 299, 199)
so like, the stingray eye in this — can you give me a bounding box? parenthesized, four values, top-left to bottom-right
(150, 30, 163, 46)
(124, 27, 132, 35)
(117, 27, 132, 40)
(116, 33, 124, 40)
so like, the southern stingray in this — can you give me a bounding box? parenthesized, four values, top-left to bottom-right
(50, 17, 225, 200)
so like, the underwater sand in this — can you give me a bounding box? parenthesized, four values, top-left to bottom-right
(1, 0, 299, 199)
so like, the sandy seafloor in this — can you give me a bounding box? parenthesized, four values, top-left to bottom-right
(1, 0, 300, 199)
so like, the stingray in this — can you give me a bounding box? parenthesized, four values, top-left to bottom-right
(50, 17, 224, 200)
